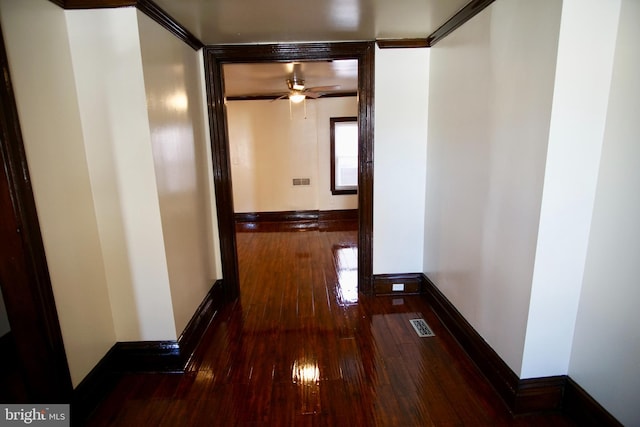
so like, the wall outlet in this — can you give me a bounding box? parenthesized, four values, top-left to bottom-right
(292, 178, 310, 186)
(392, 283, 404, 292)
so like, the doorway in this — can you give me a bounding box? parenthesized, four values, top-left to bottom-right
(203, 42, 374, 299)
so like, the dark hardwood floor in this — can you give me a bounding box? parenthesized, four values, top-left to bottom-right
(86, 221, 575, 426)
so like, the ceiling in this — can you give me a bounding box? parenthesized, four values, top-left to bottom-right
(150, 0, 470, 98)
(152, 0, 470, 45)
(223, 60, 359, 99)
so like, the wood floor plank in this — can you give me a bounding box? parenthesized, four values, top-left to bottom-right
(85, 223, 576, 426)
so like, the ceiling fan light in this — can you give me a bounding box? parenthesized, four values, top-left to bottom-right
(289, 93, 305, 103)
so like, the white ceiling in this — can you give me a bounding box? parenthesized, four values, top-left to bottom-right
(152, 0, 469, 45)
(151, 0, 470, 98)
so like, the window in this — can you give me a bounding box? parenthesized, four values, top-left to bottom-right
(330, 117, 358, 195)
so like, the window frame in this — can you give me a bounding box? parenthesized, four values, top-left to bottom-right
(330, 116, 358, 195)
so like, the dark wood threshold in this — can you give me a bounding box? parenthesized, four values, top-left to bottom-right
(235, 209, 358, 232)
(421, 274, 623, 424)
(373, 273, 423, 296)
(72, 279, 226, 423)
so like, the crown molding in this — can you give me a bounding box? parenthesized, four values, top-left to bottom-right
(376, 38, 429, 49)
(426, 0, 495, 47)
(48, 0, 203, 50)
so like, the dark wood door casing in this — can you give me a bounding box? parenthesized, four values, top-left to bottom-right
(0, 25, 73, 401)
(203, 42, 375, 297)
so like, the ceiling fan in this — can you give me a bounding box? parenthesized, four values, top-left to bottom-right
(273, 63, 340, 103)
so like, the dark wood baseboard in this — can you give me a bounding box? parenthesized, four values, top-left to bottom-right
(72, 279, 226, 424)
(71, 345, 122, 423)
(563, 377, 623, 427)
(421, 274, 623, 424)
(373, 273, 423, 296)
(110, 341, 182, 373)
(178, 279, 225, 370)
(72, 341, 183, 423)
(421, 274, 563, 414)
(514, 376, 566, 414)
(318, 209, 358, 230)
(235, 210, 318, 223)
(235, 209, 357, 232)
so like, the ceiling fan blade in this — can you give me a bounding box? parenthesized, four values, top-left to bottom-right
(270, 94, 289, 102)
(304, 92, 321, 99)
(306, 85, 341, 92)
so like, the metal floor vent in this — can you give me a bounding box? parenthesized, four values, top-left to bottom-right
(409, 319, 435, 338)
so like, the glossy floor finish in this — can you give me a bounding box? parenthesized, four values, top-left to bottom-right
(86, 223, 575, 426)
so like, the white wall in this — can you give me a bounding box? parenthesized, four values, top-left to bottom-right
(0, 0, 117, 386)
(521, 0, 621, 379)
(568, 1, 640, 424)
(424, 0, 562, 373)
(137, 11, 220, 334)
(66, 9, 176, 342)
(0, 0, 224, 387)
(374, 47, 429, 274)
(227, 97, 357, 213)
(0, 292, 9, 337)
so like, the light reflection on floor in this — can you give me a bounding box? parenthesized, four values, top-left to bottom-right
(333, 245, 358, 305)
(292, 357, 321, 414)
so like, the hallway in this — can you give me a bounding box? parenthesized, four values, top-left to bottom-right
(87, 224, 575, 426)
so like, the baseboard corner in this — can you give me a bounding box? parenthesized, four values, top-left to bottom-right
(513, 375, 566, 414)
(72, 279, 228, 423)
(421, 273, 565, 415)
(178, 279, 225, 365)
(563, 376, 623, 427)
